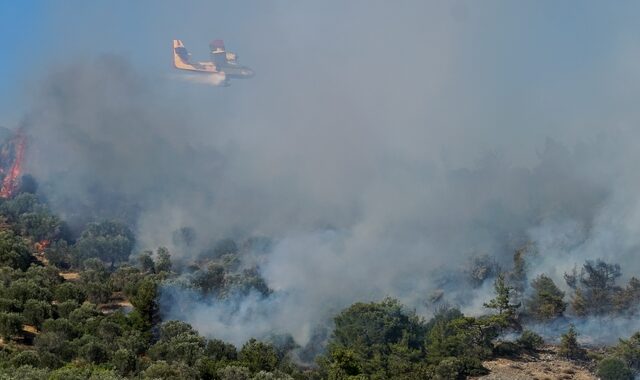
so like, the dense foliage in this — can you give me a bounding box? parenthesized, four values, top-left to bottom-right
(0, 185, 637, 379)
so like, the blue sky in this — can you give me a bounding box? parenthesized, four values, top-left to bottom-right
(0, 1, 49, 123)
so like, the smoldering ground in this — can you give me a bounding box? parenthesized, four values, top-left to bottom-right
(14, 0, 640, 349)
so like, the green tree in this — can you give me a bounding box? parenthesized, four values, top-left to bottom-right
(80, 339, 110, 364)
(17, 210, 62, 242)
(8, 278, 51, 306)
(75, 220, 135, 267)
(239, 339, 279, 373)
(325, 348, 362, 379)
(251, 371, 294, 380)
(526, 274, 566, 321)
(154, 247, 172, 273)
(129, 277, 157, 329)
(0, 311, 23, 340)
(426, 315, 495, 370)
(22, 299, 52, 328)
(510, 246, 529, 297)
(111, 348, 137, 376)
(41, 317, 81, 340)
(613, 277, 640, 315)
(45, 240, 73, 269)
(516, 330, 544, 351)
(433, 357, 464, 380)
(205, 338, 238, 361)
(26, 265, 63, 288)
(0, 229, 32, 271)
(142, 360, 199, 380)
(218, 365, 251, 380)
(192, 263, 226, 295)
(0, 365, 49, 380)
(56, 300, 80, 319)
(137, 252, 155, 273)
(9, 350, 40, 368)
(54, 282, 86, 304)
(83, 281, 111, 304)
(324, 298, 427, 378)
(558, 324, 586, 360)
(110, 265, 143, 296)
(597, 357, 633, 380)
(565, 260, 622, 316)
(149, 322, 206, 366)
(614, 332, 640, 370)
(34, 331, 76, 362)
(483, 273, 520, 329)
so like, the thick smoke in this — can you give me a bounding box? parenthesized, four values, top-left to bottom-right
(16, 1, 640, 347)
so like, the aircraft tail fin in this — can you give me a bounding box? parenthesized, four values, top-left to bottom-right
(173, 39, 193, 69)
(209, 39, 227, 66)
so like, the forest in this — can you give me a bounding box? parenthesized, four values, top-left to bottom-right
(0, 180, 635, 380)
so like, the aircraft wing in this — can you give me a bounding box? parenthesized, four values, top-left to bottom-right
(173, 39, 218, 73)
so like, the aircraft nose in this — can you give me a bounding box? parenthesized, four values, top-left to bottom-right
(244, 68, 255, 77)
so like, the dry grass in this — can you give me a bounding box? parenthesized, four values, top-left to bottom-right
(60, 272, 80, 281)
(471, 346, 596, 380)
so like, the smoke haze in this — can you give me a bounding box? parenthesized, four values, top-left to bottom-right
(7, 1, 640, 346)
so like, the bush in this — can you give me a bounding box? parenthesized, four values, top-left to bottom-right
(54, 282, 86, 304)
(218, 365, 251, 380)
(527, 274, 566, 321)
(615, 332, 640, 370)
(0, 312, 23, 340)
(111, 349, 137, 376)
(239, 339, 279, 373)
(0, 365, 49, 380)
(558, 325, 586, 360)
(517, 330, 544, 351)
(10, 350, 40, 367)
(142, 360, 198, 380)
(493, 341, 520, 357)
(597, 357, 633, 380)
(22, 299, 52, 328)
(55, 300, 79, 319)
(434, 357, 464, 380)
(80, 340, 109, 364)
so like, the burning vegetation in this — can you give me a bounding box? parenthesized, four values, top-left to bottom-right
(0, 129, 26, 199)
(0, 128, 636, 379)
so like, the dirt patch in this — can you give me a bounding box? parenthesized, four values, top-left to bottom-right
(22, 324, 38, 335)
(60, 271, 80, 281)
(98, 292, 134, 314)
(472, 347, 596, 380)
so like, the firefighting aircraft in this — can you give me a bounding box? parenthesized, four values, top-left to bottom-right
(173, 39, 254, 86)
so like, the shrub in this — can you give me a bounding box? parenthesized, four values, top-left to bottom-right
(596, 357, 633, 380)
(10, 350, 40, 367)
(434, 357, 464, 380)
(517, 330, 544, 351)
(218, 365, 251, 380)
(558, 325, 586, 360)
(0, 312, 23, 340)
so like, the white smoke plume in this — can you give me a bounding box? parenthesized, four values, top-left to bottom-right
(171, 72, 227, 86)
(11, 0, 640, 348)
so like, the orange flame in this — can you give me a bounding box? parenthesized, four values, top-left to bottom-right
(35, 239, 50, 253)
(0, 130, 27, 199)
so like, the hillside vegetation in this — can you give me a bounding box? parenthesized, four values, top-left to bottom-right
(0, 189, 636, 379)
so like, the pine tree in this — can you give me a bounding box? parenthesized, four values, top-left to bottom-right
(484, 274, 520, 316)
(559, 324, 586, 360)
(484, 273, 521, 329)
(526, 274, 566, 321)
